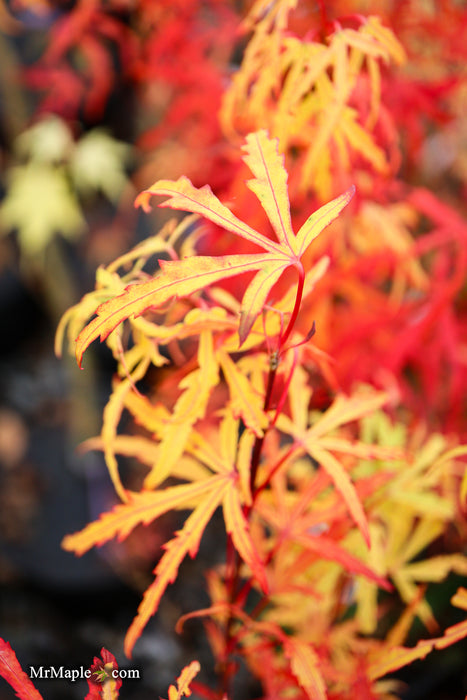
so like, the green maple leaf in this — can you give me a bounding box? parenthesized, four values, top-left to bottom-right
(15, 115, 73, 164)
(70, 129, 132, 202)
(0, 163, 85, 256)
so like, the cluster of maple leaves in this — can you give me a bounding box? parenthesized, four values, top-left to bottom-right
(1, 1, 467, 699)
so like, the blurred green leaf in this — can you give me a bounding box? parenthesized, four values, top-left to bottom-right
(0, 163, 85, 256)
(70, 129, 132, 202)
(15, 115, 73, 164)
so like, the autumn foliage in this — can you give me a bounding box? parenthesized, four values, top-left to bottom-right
(1, 1, 467, 699)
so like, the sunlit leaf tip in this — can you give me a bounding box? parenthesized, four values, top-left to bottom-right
(134, 191, 153, 213)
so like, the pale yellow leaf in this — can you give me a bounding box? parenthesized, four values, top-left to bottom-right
(62, 477, 225, 555)
(306, 443, 370, 545)
(242, 129, 296, 252)
(102, 358, 150, 502)
(217, 349, 268, 437)
(144, 331, 219, 489)
(124, 481, 229, 656)
(15, 114, 73, 163)
(1, 163, 85, 256)
(70, 129, 131, 202)
(403, 554, 467, 583)
(308, 390, 390, 439)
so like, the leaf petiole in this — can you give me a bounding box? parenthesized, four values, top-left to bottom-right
(279, 261, 305, 349)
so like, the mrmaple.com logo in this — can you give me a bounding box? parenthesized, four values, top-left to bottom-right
(29, 665, 140, 683)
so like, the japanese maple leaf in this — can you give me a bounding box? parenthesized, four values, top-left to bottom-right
(62, 410, 267, 657)
(276, 366, 393, 545)
(75, 130, 354, 367)
(0, 639, 43, 700)
(163, 661, 200, 700)
(369, 587, 467, 682)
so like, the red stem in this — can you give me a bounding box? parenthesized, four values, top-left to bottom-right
(220, 262, 306, 696)
(279, 261, 305, 349)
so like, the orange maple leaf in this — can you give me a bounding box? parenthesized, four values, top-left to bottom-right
(62, 411, 268, 657)
(164, 661, 200, 700)
(368, 587, 467, 681)
(276, 367, 392, 546)
(75, 130, 354, 367)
